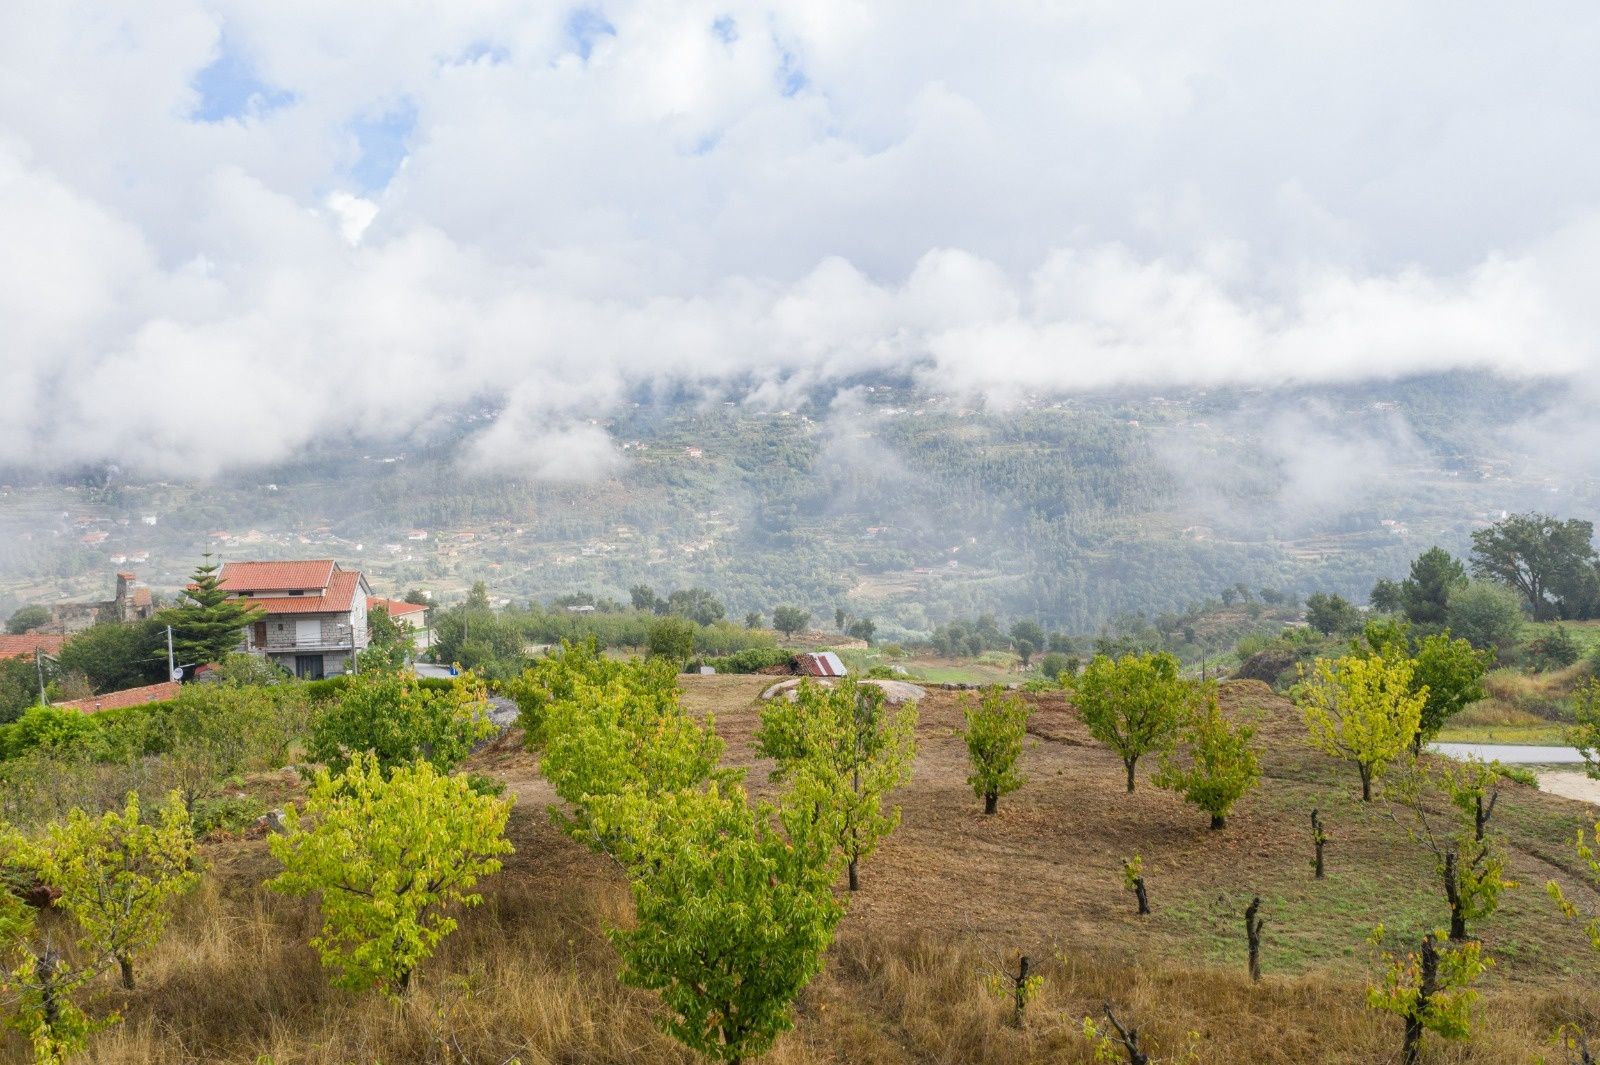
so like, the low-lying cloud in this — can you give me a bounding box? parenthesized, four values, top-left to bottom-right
(4, 1, 1600, 476)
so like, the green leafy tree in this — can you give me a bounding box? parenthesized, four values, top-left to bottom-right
(1366, 928, 1487, 1065)
(25, 791, 201, 990)
(307, 672, 495, 777)
(1445, 581, 1524, 654)
(357, 605, 412, 672)
(56, 619, 167, 694)
(611, 785, 842, 1065)
(1154, 687, 1261, 829)
(960, 686, 1031, 814)
(630, 585, 661, 613)
(5, 607, 50, 636)
(744, 611, 762, 630)
(647, 616, 697, 664)
(1072, 652, 1191, 792)
(1570, 680, 1600, 782)
(1389, 759, 1515, 941)
(0, 658, 39, 725)
(155, 555, 262, 666)
(268, 753, 513, 995)
(1298, 653, 1425, 801)
(1545, 817, 1600, 951)
(666, 588, 725, 626)
(1038, 652, 1075, 682)
(1401, 547, 1469, 627)
(756, 677, 917, 890)
(847, 618, 877, 646)
(1363, 620, 1491, 751)
(772, 606, 810, 639)
(1369, 578, 1405, 615)
(1010, 620, 1045, 659)
(1304, 592, 1363, 636)
(1470, 513, 1598, 620)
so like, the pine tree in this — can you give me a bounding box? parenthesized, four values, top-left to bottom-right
(156, 555, 262, 667)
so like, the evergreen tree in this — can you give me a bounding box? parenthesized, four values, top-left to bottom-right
(155, 556, 262, 667)
(1401, 547, 1468, 627)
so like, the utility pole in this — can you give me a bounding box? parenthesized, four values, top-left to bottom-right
(167, 624, 176, 681)
(35, 649, 47, 707)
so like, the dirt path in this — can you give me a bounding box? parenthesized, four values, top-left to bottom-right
(1536, 769, 1600, 808)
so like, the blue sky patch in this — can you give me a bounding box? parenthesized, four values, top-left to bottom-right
(349, 101, 417, 193)
(566, 7, 617, 61)
(190, 36, 295, 122)
(711, 15, 738, 44)
(776, 43, 808, 97)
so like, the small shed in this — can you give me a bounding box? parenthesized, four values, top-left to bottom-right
(795, 651, 847, 678)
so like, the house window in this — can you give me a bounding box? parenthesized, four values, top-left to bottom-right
(295, 619, 321, 645)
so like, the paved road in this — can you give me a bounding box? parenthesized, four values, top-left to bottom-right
(1429, 741, 1587, 764)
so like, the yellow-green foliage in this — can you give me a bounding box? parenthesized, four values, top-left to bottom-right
(25, 791, 200, 991)
(1298, 653, 1426, 800)
(1366, 928, 1488, 1058)
(1153, 687, 1261, 829)
(756, 677, 916, 887)
(1546, 819, 1600, 951)
(1571, 679, 1600, 780)
(307, 672, 496, 777)
(268, 753, 514, 995)
(536, 647, 729, 860)
(1072, 652, 1193, 792)
(610, 783, 843, 1064)
(958, 686, 1031, 813)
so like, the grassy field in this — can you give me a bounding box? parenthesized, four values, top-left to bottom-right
(17, 677, 1600, 1063)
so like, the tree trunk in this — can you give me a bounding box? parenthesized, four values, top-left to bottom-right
(118, 953, 135, 991)
(1359, 764, 1372, 802)
(1125, 758, 1137, 793)
(848, 858, 859, 892)
(1245, 896, 1263, 983)
(1210, 813, 1225, 830)
(1311, 809, 1326, 880)
(1012, 955, 1030, 1027)
(1133, 878, 1150, 915)
(1402, 934, 1440, 1065)
(1444, 851, 1467, 942)
(984, 791, 998, 815)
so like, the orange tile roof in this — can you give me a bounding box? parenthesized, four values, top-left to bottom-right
(57, 681, 181, 714)
(217, 560, 336, 593)
(241, 569, 362, 615)
(368, 596, 426, 617)
(0, 634, 67, 660)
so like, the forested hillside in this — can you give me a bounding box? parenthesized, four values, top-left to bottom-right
(0, 372, 1587, 640)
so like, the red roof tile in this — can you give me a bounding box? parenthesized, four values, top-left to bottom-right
(368, 597, 426, 617)
(240, 569, 362, 615)
(58, 681, 181, 714)
(0, 634, 67, 660)
(217, 560, 336, 593)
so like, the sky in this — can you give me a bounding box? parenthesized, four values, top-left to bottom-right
(3, 1, 1599, 476)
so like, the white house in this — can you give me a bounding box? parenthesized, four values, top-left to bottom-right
(220, 560, 371, 679)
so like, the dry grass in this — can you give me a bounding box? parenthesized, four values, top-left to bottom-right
(11, 678, 1599, 1064)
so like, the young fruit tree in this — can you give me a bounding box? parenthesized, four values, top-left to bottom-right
(958, 686, 1031, 815)
(308, 671, 496, 777)
(1073, 652, 1192, 792)
(1546, 817, 1600, 951)
(611, 784, 843, 1065)
(1572, 680, 1600, 781)
(1122, 855, 1150, 915)
(538, 655, 730, 861)
(1388, 758, 1515, 942)
(754, 677, 916, 891)
(268, 753, 513, 995)
(0, 839, 108, 1064)
(1363, 620, 1492, 752)
(1153, 687, 1261, 830)
(1366, 928, 1488, 1065)
(24, 791, 201, 991)
(1297, 653, 1425, 801)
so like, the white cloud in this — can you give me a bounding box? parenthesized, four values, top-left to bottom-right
(2, 1, 1600, 477)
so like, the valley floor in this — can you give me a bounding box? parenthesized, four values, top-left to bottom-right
(21, 678, 1600, 1064)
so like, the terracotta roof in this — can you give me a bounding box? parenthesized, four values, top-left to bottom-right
(368, 597, 426, 617)
(0, 634, 67, 660)
(240, 569, 362, 615)
(217, 560, 336, 593)
(58, 681, 181, 714)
